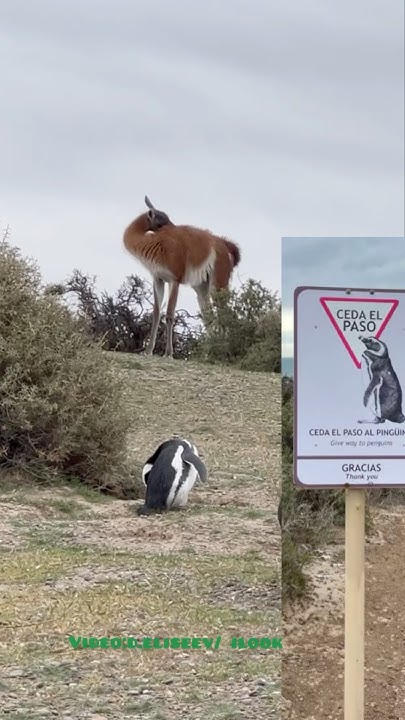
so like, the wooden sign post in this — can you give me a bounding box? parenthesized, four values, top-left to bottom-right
(344, 488, 365, 720)
(293, 285, 405, 718)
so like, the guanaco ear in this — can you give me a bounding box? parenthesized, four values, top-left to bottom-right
(145, 195, 155, 211)
(144, 196, 171, 229)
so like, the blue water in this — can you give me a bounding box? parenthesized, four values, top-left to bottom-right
(282, 357, 294, 377)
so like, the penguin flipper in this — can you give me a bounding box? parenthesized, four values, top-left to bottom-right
(182, 448, 208, 482)
(363, 378, 379, 408)
(363, 372, 384, 415)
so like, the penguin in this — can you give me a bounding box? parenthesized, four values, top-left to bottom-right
(357, 336, 405, 424)
(137, 438, 208, 516)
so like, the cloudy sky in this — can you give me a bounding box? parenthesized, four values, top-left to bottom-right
(1, 0, 404, 317)
(282, 238, 405, 358)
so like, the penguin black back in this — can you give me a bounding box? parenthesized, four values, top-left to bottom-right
(137, 438, 207, 516)
(359, 336, 405, 423)
(142, 439, 175, 486)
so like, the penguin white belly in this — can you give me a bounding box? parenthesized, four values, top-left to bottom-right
(142, 463, 153, 485)
(361, 355, 383, 420)
(168, 465, 198, 508)
(371, 378, 383, 419)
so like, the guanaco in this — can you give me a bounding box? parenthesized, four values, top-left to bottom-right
(123, 196, 241, 357)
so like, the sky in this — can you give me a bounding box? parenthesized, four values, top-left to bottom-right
(0, 0, 404, 317)
(282, 238, 405, 359)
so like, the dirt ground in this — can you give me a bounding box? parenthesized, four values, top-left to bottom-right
(282, 504, 405, 719)
(0, 355, 281, 720)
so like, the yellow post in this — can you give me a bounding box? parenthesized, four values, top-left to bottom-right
(344, 488, 365, 719)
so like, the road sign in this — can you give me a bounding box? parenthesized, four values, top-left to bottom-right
(294, 286, 405, 488)
(319, 296, 398, 368)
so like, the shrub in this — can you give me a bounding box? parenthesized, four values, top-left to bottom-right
(58, 270, 200, 360)
(192, 279, 281, 372)
(281, 375, 378, 599)
(281, 377, 346, 599)
(55, 273, 280, 372)
(0, 240, 137, 496)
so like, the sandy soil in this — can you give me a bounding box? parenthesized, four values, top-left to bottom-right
(0, 356, 282, 720)
(282, 505, 405, 719)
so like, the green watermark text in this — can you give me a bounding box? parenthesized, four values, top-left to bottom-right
(68, 635, 282, 650)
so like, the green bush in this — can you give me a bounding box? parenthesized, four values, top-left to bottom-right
(0, 240, 136, 496)
(281, 378, 347, 599)
(282, 531, 310, 599)
(193, 279, 280, 372)
(59, 270, 200, 360)
(281, 375, 377, 599)
(53, 273, 280, 371)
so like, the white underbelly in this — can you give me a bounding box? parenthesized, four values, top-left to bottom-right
(142, 258, 175, 282)
(361, 356, 383, 418)
(365, 379, 383, 417)
(184, 250, 216, 288)
(167, 467, 198, 508)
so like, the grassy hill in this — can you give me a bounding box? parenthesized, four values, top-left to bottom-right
(0, 354, 281, 720)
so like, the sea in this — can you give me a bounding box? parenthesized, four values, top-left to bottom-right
(282, 356, 294, 378)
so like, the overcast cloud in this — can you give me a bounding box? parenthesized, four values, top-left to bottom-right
(282, 237, 405, 357)
(0, 0, 404, 316)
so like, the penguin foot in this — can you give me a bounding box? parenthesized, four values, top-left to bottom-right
(136, 504, 155, 516)
(357, 417, 385, 424)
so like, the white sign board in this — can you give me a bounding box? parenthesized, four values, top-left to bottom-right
(294, 286, 405, 488)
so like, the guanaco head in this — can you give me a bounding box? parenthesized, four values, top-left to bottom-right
(144, 195, 172, 230)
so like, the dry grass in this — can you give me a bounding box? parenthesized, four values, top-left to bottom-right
(0, 355, 281, 719)
(283, 505, 405, 719)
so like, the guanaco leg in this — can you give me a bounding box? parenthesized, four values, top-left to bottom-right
(165, 281, 180, 357)
(146, 277, 165, 356)
(195, 280, 212, 324)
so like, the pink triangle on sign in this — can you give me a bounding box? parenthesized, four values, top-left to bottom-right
(319, 297, 399, 368)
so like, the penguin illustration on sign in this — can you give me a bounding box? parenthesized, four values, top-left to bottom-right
(358, 336, 405, 424)
(137, 437, 208, 516)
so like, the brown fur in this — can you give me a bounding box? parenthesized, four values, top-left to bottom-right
(123, 213, 240, 286)
(122, 210, 241, 357)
